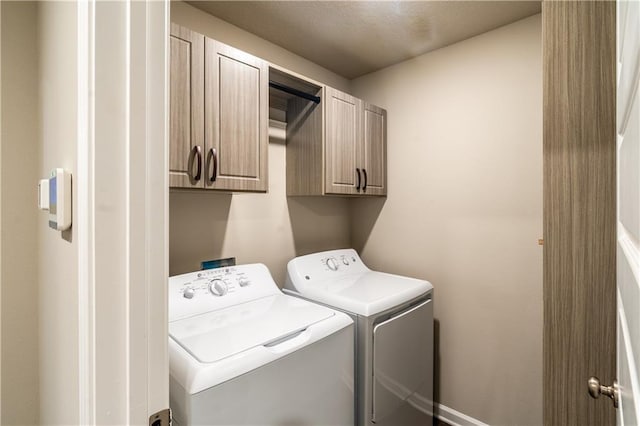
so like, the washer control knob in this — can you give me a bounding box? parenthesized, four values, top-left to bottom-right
(342, 257, 349, 265)
(209, 279, 228, 296)
(239, 279, 251, 287)
(326, 258, 339, 271)
(183, 287, 195, 299)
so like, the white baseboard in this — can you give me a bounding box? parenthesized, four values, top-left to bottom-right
(434, 403, 489, 426)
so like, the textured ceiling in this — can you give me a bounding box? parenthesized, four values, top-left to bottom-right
(186, 1, 542, 79)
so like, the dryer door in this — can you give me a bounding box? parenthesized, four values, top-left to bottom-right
(372, 298, 433, 423)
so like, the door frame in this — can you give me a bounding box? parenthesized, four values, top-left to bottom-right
(76, 0, 169, 423)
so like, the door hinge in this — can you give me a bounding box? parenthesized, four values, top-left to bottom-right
(149, 408, 171, 426)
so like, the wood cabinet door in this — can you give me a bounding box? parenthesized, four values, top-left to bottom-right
(205, 39, 268, 192)
(361, 102, 387, 196)
(169, 24, 204, 188)
(325, 87, 362, 195)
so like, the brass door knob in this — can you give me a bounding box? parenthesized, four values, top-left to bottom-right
(588, 376, 619, 408)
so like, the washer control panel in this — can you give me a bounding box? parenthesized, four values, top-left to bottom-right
(286, 249, 370, 287)
(169, 263, 280, 322)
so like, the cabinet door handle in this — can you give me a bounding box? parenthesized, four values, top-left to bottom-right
(190, 145, 202, 181)
(208, 148, 218, 182)
(356, 168, 361, 191)
(362, 168, 368, 192)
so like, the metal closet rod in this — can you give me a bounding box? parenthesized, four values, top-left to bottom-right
(269, 81, 321, 104)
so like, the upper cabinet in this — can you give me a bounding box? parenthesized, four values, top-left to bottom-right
(325, 88, 362, 195)
(169, 23, 385, 196)
(324, 89, 387, 196)
(285, 82, 387, 197)
(169, 25, 204, 188)
(205, 40, 269, 192)
(170, 24, 269, 192)
(361, 102, 387, 196)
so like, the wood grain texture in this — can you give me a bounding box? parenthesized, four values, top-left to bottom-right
(325, 86, 361, 195)
(286, 89, 324, 196)
(205, 39, 268, 192)
(543, 2, 616, 426)
(218, 54, 259, 177)
(169, 23, 204, 188)
(362, 102, 387, 196)
(269, 93, 288, 114)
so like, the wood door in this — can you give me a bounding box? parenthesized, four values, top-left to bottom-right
(205, 39, 268, 192)
(616, 2, 640, 425)
(361, 102, 387, 196)
(543, 2, 616, 425)
(169, 24, 204, 188)
(325, 86, 362, 195)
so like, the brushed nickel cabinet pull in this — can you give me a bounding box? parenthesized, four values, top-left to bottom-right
(190, 145, 202, 181)
(362, 168, 368, 192)
(209, 148, 218, 182)
(356, 168, 361, 191)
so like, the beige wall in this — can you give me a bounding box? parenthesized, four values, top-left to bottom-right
(350, 15, 542, 425)
(0, 2, 40, 424)
(170, 149, 352, 285)
(1, 3, 79, 423)
(37, 1, 79, 423)
(170, 2, 352, 285)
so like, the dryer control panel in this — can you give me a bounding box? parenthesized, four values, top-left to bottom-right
(169, 263, 280, 322)
(286, 249, 370, 286)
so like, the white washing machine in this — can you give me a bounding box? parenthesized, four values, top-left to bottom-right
(285, 249, 434, 426)
(169, 263, 354, 426)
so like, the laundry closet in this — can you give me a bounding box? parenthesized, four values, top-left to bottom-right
(168, 1, 543, 425)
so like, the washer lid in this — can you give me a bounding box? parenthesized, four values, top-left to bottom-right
(169, 294, 334, 363)
(289, 271, 432, 316)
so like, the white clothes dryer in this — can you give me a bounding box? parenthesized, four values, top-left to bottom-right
(285, 249, 434, 426)
(169, 263, 354, 426)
